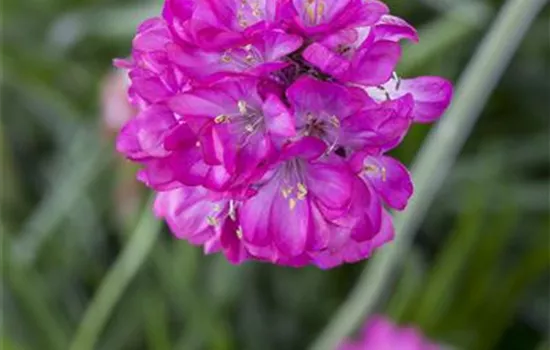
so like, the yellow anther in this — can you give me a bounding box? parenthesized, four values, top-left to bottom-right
(221, 52, 232, 63)
(215, 114, 230, 124)
(238, 100, 248, 115)
(245, 54, 255, 64)
(281, 186, 293, 199)
(212, 204, 222, 212)
(289, 198, 297, 210)
(317, 1, 325, 17)
(381, 167, 387, 182)
(363, 164, 378, 174)
(296, 183, 308, 200)
(306, 6, 315, 23)
(236, 226, 244, 239)
(329, 115, 341, 128)
(207, 216, 219, 227)
(228, 200, 237, 221)
(305, 0, 324, 23)
(252, 8, 262, 17)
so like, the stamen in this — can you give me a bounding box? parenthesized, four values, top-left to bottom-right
(296, 183, 308, 200)
(363, 164, 378, 173)
(281, 186, 293, 199)
(215, 114, 230, 123)
(288, 198, 297, 210)
(252, 8, 262, 17)
(329, 115, 341, 128)
(317, 1, 325, 18)
(237, 12, 248, 27)
(245, 54, 255, 64)
(393, 72, 401, 90)
(229, 200, 237, 221)
(238, 100, 248, 115)
(206, 216, 219, 227)
(306, 6, 315, 23)
(236, 226, 244, 239)
(221, 53, 232, 63)
(245, 124, 254, 133)
(212, 204, 222, 212)
(363, 164, 387, 181)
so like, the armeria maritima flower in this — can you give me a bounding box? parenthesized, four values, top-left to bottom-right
(115, 0, 453, 268)
(338, 315, 440, 350)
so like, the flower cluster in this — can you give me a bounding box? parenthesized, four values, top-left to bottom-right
(338, 316, 440, 350)
(115, 0, 452, 268)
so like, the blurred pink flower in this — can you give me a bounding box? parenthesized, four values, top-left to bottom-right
(339, 316, 440, 350)
(100, 70, 136, 133)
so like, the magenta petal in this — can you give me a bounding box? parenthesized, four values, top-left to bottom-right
(169, 89, 228, 117)
(339, 94, 413, 151)
(349, 40, 401, 86)
(292, 0, 352, 28)
(262, 94, 296, 137)
(362, 155, 413, 210)
(302, 43, 351, 79)
(396, 77, 453, 123)
(348, 178, 382, 242)
(162, 0, 193, 23)
(281, 137, 327, 161)
(219, 220, 249, 264)
(169, 147, 209, 186)
(374, 15, 419, 43)
(307, 204, 332, 251)
(260, 29, 304, 62)
(239, 181, 275, 246)
(307, 161, 353, 210)
(270, 186, 310, 256)
(116, 105, 177, 160)
(204, 163, 232, 191)
(370, 208, 395, 250)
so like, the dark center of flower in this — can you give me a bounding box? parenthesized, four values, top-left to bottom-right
(274, 50, 333, 86)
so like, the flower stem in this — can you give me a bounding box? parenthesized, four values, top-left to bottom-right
(68, 196, 161, 350)
(308, 0, 546, 348)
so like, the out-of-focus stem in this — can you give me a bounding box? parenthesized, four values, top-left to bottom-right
(68, 196, 161, 350)
(309, 0, 547, 349)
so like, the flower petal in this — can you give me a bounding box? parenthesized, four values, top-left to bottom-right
(361, 155, 413, 210)
(349, 40, 401, 86)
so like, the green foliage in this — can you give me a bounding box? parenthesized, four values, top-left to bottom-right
(1, 0, 548, 349)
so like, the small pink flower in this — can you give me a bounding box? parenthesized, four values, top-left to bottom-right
(115, 0, 453, 268)
(100, 70, 136, 133)
(339, 316, 440, 350)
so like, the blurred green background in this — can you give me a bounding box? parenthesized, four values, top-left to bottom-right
(1, 0, 549, 349)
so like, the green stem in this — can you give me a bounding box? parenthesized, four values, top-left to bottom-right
(68, 196, 161, 350)
(308, 0, 546, 348)
(13, 132, 112, 267)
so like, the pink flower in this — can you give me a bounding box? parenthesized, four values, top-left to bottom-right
(115, 0, 453, 268)
(339, 316, 440, 350)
